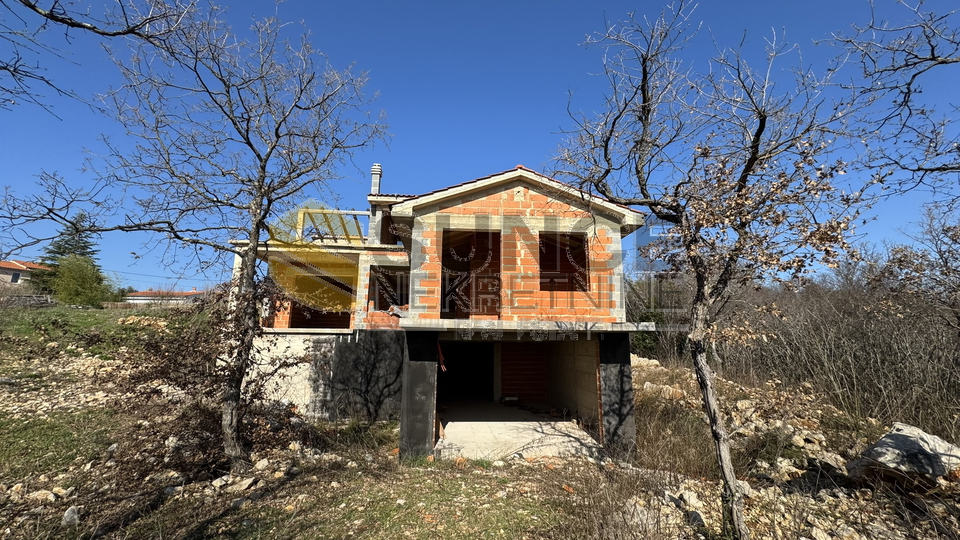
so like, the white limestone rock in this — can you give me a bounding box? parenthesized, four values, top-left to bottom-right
(847, 422, 960, 492)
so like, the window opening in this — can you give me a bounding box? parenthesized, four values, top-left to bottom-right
(539, 232, 588, 292)
(441, 230, 501, 319)
(370, 266, 409, 311)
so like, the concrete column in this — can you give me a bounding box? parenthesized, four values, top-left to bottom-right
(407, 215, 432, 317)
(493, 342, 502, 401)
(228, 250, 244, 311)
(611, 231, 627, 322)
(399, 331, 439, 458)
(353, 254, 374, 329)
(368, 206, 382, 245)
(598, 333, 636, 454)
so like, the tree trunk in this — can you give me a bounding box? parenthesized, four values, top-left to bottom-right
(222, 228, 263, 472)
(690, 301, 751, 540)
(222, 366, 248, 470)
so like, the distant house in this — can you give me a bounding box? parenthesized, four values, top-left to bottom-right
(125, 288, 205, 305)
(0, 260, 51, 286)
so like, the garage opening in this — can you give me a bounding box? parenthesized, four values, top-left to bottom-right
(433, 338, 603, 459)
(434, 340, 601, 423)
(435, 340, 600, 459)
(436, 340, 494, 403)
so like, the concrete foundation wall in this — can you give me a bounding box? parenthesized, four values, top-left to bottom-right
(257, 329, 632, 455)
(251, 334, 330, 413)
(317, 330, 406, 421)
(253, 331, 406, 422)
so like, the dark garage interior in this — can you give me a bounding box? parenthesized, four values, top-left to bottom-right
(436, 340, 494, 403)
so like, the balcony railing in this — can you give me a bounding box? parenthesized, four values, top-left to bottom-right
(296, 209, 370, 244)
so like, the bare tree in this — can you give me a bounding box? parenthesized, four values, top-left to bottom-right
(2, 5, 386, 469)
(834, 0, 960, 199)
(884, 204, 960, 339)
(1, 0, 191, 111)
(556, 4, 874, 538)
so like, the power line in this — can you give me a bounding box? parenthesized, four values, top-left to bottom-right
(102, 268, 225, 282)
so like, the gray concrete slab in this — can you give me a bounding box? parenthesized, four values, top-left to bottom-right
(434, 402, 602, 460)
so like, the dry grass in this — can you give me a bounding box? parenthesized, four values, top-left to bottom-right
(3, 306, 959, 539)
(633, 393, 719, 480)
(111, 461, 562, 539)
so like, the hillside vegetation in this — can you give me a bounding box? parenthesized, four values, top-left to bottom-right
(0, 306, 957, 539)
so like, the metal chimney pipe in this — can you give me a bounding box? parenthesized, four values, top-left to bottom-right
(371, 163, 382, 195)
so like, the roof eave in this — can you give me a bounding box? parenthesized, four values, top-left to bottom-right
(367, 194, 411, 205)
(389, 167, 646, 226)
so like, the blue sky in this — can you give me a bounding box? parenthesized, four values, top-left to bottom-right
(2, 0, 953, 289)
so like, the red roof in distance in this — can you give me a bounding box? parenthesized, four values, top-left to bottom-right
(0, 260, 52, 271)
(126, 290, 204, 298)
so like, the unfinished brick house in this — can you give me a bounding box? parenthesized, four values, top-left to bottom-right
(252, 164, 650, 457)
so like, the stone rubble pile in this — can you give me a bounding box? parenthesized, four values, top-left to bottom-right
(116, 316, 169, 333)
(0, 341, 144, 417)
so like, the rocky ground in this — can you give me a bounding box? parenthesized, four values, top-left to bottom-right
(0, 315, 958, 539)
(630, 356, 960, 539)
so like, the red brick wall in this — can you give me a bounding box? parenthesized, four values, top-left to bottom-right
(415, 185, 620, 323)
(265, 299, 353, 329)
(270, 299, 292, 329)
(364, 310, 401, 329)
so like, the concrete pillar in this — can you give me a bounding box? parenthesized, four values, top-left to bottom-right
(399, 331, 439, 458)
(228, 250, 244, 311)
(368, 206, 382, 245)
(492, 342, 502, 401)
(598, 333, 636, 454)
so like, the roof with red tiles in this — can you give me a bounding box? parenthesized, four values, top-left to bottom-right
(17, 261, 51, 271)
(0, 260, 51, 271)
(126, 290, 205, 297)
